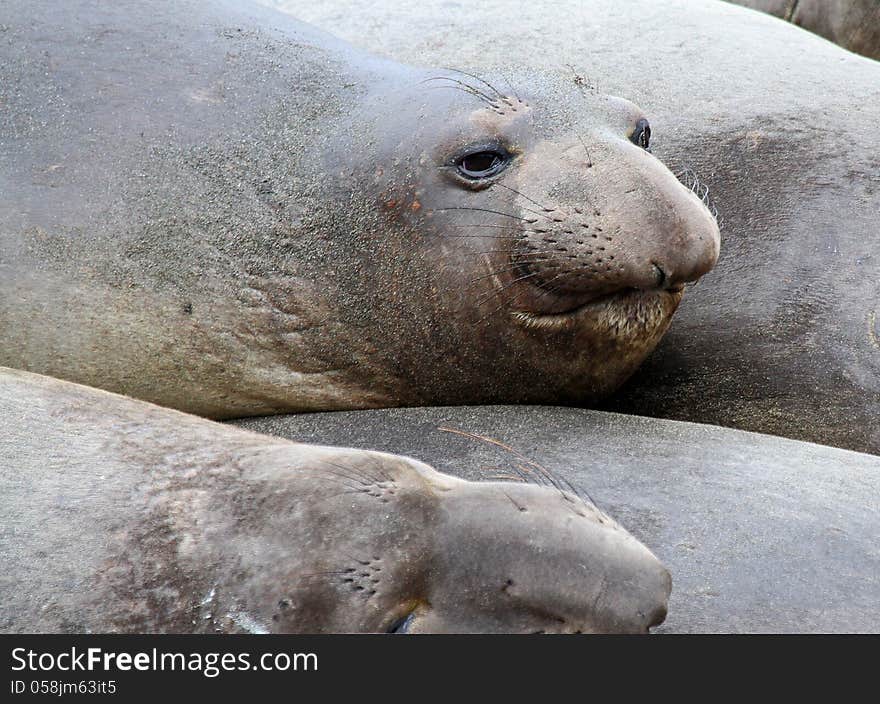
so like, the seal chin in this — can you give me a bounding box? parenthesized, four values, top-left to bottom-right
(510, 287, 683, 334)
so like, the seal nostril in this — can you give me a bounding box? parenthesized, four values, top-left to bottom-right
(652, 262, 667, 288)
(387, 611, 416, 634)
(647, 604, 668, 630)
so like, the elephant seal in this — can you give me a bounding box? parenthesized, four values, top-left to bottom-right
(0, 368, 670, 634)
(271, 0, 880, 454)
(238, 405, 880, 633)
(0, 0, 718, 419)
(732, 0, 880, 60)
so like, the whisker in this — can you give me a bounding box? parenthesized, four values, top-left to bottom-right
(447, 223, 519, 230)
(502, 492, 528, 512)
(518, 460, 564, 494)
(499, 70, 522, 102)
(316, 460, 382, 486)
(473, 269, 538, 307)
(297, 471, 366, 492)
(297, 570, 356, 580)
(466, 262, 558, 287)
(364, 455, 395, 482)
(468, 262, 526, 285)
(422, 76, 499, 107)
(319, 488, 372, 501)
(474, 250, 560, 261)
(422, 84, 500, 111)
(473, 250, 530, 258)
(434, 206, 536, 223)
(491, 182, 556, 213)
(436, 428, 552, 488)
(439, 232, 519, 240)
(343, 554, 374, 567)
(577, 134, 595, 169)
(505, 463, 535, 484)
(450, 224, 550, 237)
(436, 426, 606, 513)
(318, 458, 391, 486)
(472, 276, 536, 325)
(528, 271, 569, 299)
(558, 476, 602, 513)
(674, 166, 720, 227)
(518, 204, 559, 221)
(440, 67, 507, 101)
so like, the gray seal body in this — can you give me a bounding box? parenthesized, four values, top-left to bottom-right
(0, 368, 670, 634)
(733, 0, 880, 59)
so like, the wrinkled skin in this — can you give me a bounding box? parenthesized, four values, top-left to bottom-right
(733, 0, 880, 60)
(0, 0, 717, 418)
(270, 0, 880, 454)
(0, 368, 670, 634)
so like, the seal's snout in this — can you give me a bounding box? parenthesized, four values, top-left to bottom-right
(640, 564, 672, 632)
(643, 224, 719, 296)
(421, 483, 673, 633)
(575, 150, 721, 299)
(648, 182, 721, 291)
(647, 602, 668, 630)
(508, 136, 720, 316)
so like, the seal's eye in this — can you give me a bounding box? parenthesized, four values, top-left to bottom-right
(457, 150, 508, 179)
(631, 118, 651, 151)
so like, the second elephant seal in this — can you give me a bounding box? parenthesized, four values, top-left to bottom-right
(0, 368, 670, 634)
(734, 0, 880, 59)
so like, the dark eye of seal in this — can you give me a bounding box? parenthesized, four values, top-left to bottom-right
(457, 149, 509, 179)
(631, 118, 651, 151)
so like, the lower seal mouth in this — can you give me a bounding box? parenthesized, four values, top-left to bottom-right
(511, 287, 683, 333)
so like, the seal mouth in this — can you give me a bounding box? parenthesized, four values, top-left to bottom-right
(511, 286, 684, 333)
